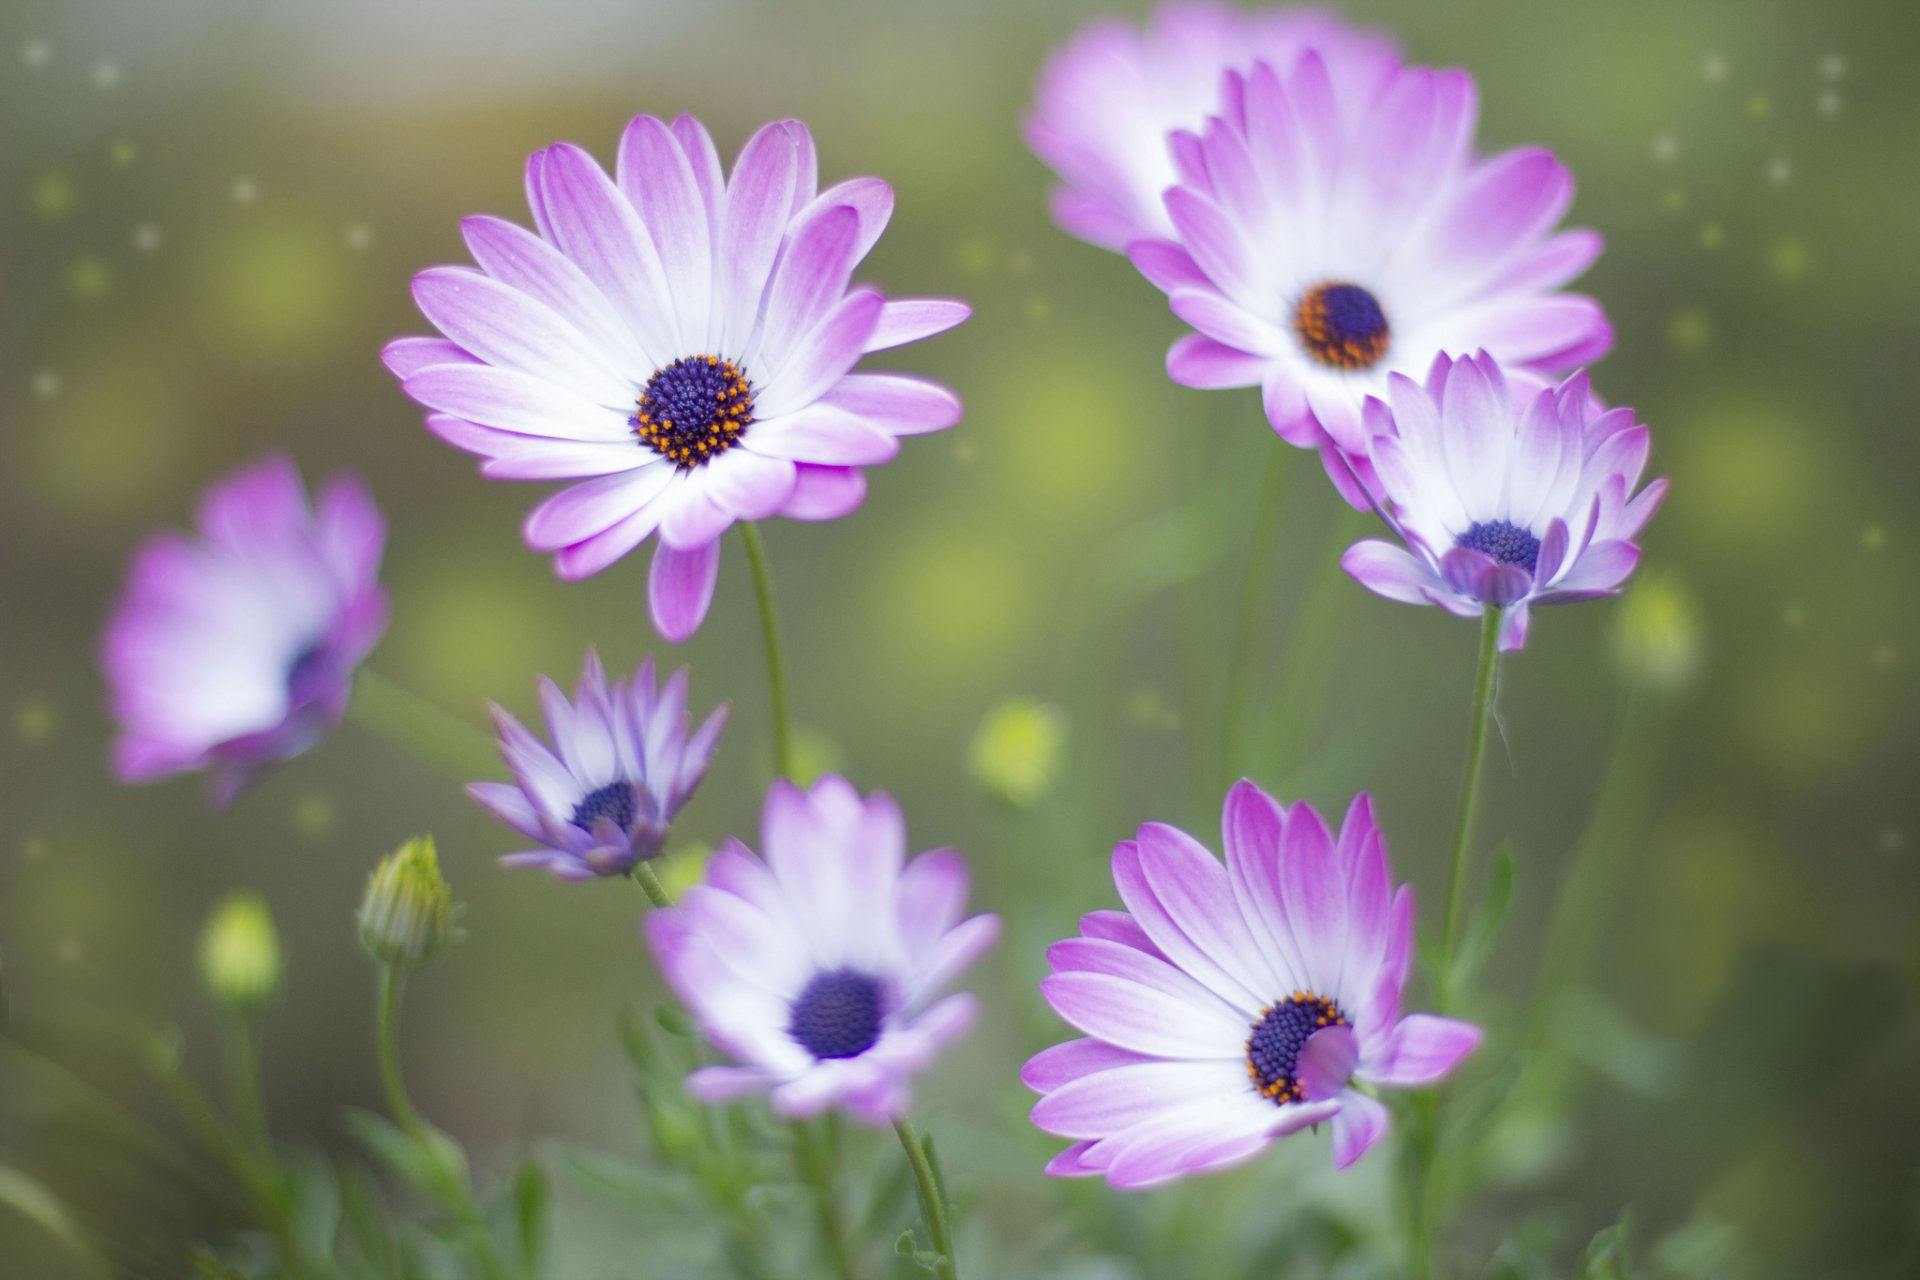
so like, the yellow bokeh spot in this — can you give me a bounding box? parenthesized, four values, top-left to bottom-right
(109, 139, 136, 167)
(31, 172, 76, 220)
(67, 257, 112, 300)
(1746, 93, 1772, 118)
(1663, 187, 1687, 212)
(26, 334, 189, 515)
(1766, 238, 1809, 280)
(200, 216, 358, 362)
(1698, 225, 1724, 251)
(1668, 308, 1711, 353)
(1861, 525, 1887, 552)
(970, 698, 1068, 808)
(14, 699, 56, 743)
(1669, 393, 1825, 546)
(294, 793, 336, 837)
(877, 526, 1035, 685)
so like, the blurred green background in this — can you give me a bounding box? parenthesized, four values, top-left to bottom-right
(4, 0, 1917, 1276)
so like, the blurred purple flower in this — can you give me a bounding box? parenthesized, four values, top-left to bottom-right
(1126, 49, 1612, 505)
(1025, 781, 1480, 1187)
(383, 115, 969, 642)
(102, 456, 388, 805)
(1026, 4, 1398, 251)
(471, 653, 725, 880)
(1343, 351, 1666, 651)
(646, 775, 998, 1124)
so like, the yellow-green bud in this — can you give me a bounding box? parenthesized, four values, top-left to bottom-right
(1610, 571, 1704, 696)
(969, 698, 1068, 809)
(199, 892, 281, 1013)
(357, 835, 459, 970)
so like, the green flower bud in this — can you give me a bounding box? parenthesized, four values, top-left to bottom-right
(198, 892, 281, 1013)
(1610, 571, 1704, 696)
(357, 835, 460, 970)
(969, 698, 1068, 809)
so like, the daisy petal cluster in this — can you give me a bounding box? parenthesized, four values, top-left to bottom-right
(102, 456, 388, 805)
(471, 653, 726, 880)
(646, 775, 999, 1124)
(1342, 352, 1666, 650)
(1026, 4, 1398, 251)
(384, 114, 969, 642)
(1108, 37, 1608, 503)
(1025, 781, 1480, 1187)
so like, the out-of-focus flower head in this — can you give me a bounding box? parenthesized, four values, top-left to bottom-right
(199, 892, 282, 1013)
(358, 835, 460, 970)
(1025, 781, 1480, 1186)
(646, 775, 998, 1124)
(1026, 5, 1398, 251)
(470, 653, 726, 880)
(384, 114, 969, 642)
(1342, 352, 1665, 651)
(1125, 47, 1611, 504)
(102, 456, 388, 805)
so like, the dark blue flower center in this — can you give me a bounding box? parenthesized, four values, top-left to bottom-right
(788, 968, 884, 1060)
(1294, 282, 1390, 370)
(570, 780, 636, 832)
(1246, 992, 1348, 1105)
(1456, 519, 1542, 569)
(632, 354, 755, 468)
(285, 641, 329, 700)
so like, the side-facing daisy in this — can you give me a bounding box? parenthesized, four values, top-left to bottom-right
(102, 456, 387, 805)
(1127, 50, 1611, 504)
(1342, 351, 1665, 651)
(383, 114, 969, 642)
(471, 653, 725, 880)
(1024, 781, 1480, 1187)
(1026, 4, 1398, 251)
(646, 775, 999, 1124)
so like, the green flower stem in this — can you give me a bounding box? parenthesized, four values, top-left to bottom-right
(1437, 605, 1503, 1008)
(375, 966, 512, 1280)
(1264, 506, 1369, 778)
(1220, 440, 1290, 785)
(224, 1016, 272, 1163)
(738, 522, 795, 781)
(894, 1116, 957, 1280)
(791, 1119, 860, 1280)
(628, 863, 673, 910)
(347, 669, 498, 780)
(1407, 604, 1505, 1280)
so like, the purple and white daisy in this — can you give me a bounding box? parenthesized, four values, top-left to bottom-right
(1342, 351, 1666, 651)
(1026, 4, 1398, 251)
(646, 775, 999, 1124)
(383, 115, 969, 642)
(470, 653, 725, 880)
(1127, 48, 1612, 504)
(1024, 781, 1480, 1188)
(101, 456, 388, 806)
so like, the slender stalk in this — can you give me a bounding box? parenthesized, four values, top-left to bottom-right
(224, 1017, 272, 1163)
(628, 863, 673, 910)
(375, 967, 511, 1280)
(1407, 605, 1505, 1280)
(1220, 441, 1290, 786)
(1437, 605, 1503, 1007)
(737, 522, 795, 781)
(348, 669, 498, 780)
(894, 1116, 957, 1280)
(790, 1119, 860, 1280)
(1265, 507, 1369, 778)
(374, 968, 430, 1143)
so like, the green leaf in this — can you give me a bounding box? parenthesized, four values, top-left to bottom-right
(342, 1108, 467, 1211)
(508, 1158, 549, 1274)
(895, 1230, 918, 1256)
(1581, 1207, 1635, 1279)
(0, 1163, 107, 1277)
(1454, 845, 1516, 987)
(284, 1150, 343, 1263)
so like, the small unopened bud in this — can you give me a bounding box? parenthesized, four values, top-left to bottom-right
(199, 892, 281, 1013)
(358, 835, 459, 970)
(1610, 571, 1704, 696)
(969, 698, 1068, 809)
